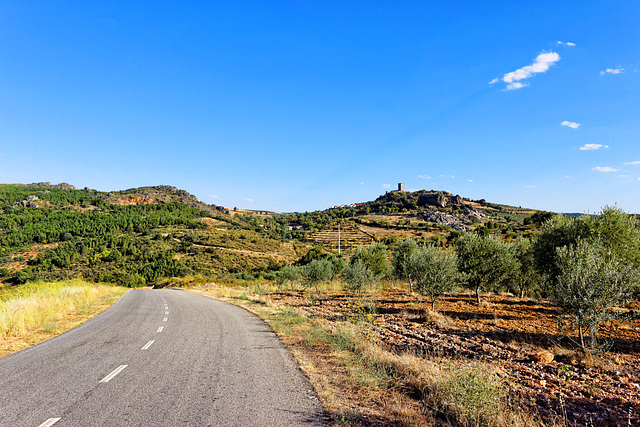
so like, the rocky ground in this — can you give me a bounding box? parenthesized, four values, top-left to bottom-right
(269, 290, 640, 426)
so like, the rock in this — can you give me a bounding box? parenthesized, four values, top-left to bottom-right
(532, 350, 555, 364)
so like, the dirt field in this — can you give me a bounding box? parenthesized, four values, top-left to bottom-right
(269, 289, 640, 426)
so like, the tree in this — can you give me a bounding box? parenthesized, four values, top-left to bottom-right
(410, 246, 459, 310)
(392, 237, 419, 291)
(505, 237, 541, 298)
(342, 259, 376, 294)
(455, 233, 513, 304)
(350, 242, 390, 279)
(552, 239, 638, 352)
(302, 258, 333, 292)
(532, 206, 640, 294)
(275, 264, 300, 292)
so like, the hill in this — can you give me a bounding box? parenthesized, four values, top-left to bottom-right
(0, 183, 543, 286)
(0, 183, 309, 286)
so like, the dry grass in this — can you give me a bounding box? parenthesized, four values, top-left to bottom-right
(0, 280, 127, 357)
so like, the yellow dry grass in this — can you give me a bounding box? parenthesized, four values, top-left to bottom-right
(0, 280, 127, 357)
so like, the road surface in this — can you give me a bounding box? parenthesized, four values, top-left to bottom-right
(0, 289, 325, 426)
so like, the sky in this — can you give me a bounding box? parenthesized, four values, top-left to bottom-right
(1, 1, 639, 213)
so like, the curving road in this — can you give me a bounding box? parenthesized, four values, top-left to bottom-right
(0, 289, 325, 426)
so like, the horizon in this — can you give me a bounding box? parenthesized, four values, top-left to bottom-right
(1, 2, 639, 213)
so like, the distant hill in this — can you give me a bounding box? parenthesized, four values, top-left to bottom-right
(0, 182, 547, 286)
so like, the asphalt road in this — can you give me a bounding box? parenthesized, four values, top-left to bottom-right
(0, 289, 325, 426)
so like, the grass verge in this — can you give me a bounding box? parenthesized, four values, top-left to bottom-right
(0, 279, 128, 357)
(189, 282, 543, 426)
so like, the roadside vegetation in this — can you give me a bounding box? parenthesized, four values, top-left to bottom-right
(0, 279, 127, 356)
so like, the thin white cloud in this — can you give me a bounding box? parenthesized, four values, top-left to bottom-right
(580, 143, 609, 150)
(600, 67, 624, 75)
(524, 185, 537, 189)
(491, 51, 561, 90)
(557, 41, 576, 46)
(208, 195, 220, 200)
(624, 161, 640, 165)
(418, 174, 431, 179)
(382, 184, 392, 189)
(467, 179, 473, 183)
(561, 120, 580, 129)
(243, 198, 254, 202)
(593, 166, 617, 172)
(618, 175, 632, 178)
(360, 182, 365, 185)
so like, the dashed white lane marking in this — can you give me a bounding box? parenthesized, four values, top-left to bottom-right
(38, 418, 60, 427)
(165, 311, 169, 315)
(100, 365, 128, 383)
(141, 340, 155, 350)
(157, 326, 164, 333)
(163, 317, 168, 322)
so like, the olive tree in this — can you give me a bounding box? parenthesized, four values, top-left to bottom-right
(350, 241, 390, 279)
(552, 239, 638, 352)
(410, 246, 459, 310)
(455, 232, 514, 304)
(342, 259, 377, 294)
(301, 258, 334, 292)
(392, 237, 419, 291)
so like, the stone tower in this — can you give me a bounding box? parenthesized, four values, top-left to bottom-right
(398, 183, 405, 192)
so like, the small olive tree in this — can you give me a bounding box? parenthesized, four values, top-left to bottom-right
(275, 264, 301, 292)
(455, 232, 514, 304)
(350, 242, 390, 279)
(410, 246, 459, 310)
(301, 258, 334, 293)
(342, 259, 377, 294)
(552, 239, 638, 352)
(392, 237, 419, 292)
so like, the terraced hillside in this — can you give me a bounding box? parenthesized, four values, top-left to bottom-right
(306, 221, 374, 252)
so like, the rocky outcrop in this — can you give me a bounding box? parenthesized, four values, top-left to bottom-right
(24, 182, 76, 190)
(13, 195, 39, 209)
(100, 185, 229, 216)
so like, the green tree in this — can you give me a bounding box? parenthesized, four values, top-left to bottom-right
(552, 239, 638, 352)
(505, 237, 541, 298)
(455, 233, 513, 304)
(392, 237, 419, 292)
(532, 206, 640, 294)
(275, 264, 301, 292)
(410, 246, 459, 310)
(302, 258, 333, 292)
(342, 259, 376, 294)
(350, 242, 390, 279)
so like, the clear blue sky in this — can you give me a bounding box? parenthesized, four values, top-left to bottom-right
(1, 1, 639, 213)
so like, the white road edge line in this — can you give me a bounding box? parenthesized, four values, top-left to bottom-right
(157, 326, 164, 332)
(38, 418, 61, 427)
(100, 365, 128, 383)
(141, 340, 155, 350)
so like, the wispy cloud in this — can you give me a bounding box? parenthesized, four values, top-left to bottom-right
(243, 198, 254, 202)
(624, 161, 640, 165)
(524, 185, 537, 189)
(467, 179, 473, 183)
(557, 41, 576, 46)
(382, 184, 392, 189)
(580, 143, 609, 150)
(208, 195, 220, 200)
(561, 120, 580, 129)
(490, 51, 561, 90)
(593, 166, 617, 172)
(600, 67, 624, 75)
(418, 174, 431, 179)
